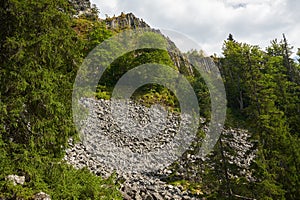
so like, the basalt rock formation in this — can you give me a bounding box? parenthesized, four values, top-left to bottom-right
(105, 12, 195, 76)
(105, 12, 150, 30)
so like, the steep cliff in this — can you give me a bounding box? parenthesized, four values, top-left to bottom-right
(105, 12, 150, 29)
(104, 12, 195, 76)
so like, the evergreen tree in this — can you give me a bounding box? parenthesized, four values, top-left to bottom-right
(0, 0, 82, 157)
(220, 36, 300, 199)
(220, 39, 255, 111)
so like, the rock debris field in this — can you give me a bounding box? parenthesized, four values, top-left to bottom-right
(64, 98, 255, 199)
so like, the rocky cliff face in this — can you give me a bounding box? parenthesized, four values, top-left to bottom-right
(105, 12, 195, 76)
(105, 12, 150, 30)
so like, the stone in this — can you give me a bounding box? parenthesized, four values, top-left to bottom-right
(64, 97, 256, 200)
(152, 192, 164, 200)
(6, 175, 25, 186)
(33, 192, 51, 200)
(135, 193, 143, 200)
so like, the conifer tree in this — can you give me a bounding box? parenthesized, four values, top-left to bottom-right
(220, 36, 300, 199)
(0, 0, 82, 157)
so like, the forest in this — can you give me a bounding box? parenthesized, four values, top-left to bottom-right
(0, 0, 299, 199)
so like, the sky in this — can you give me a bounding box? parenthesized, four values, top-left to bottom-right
(90, 0, 299, 57)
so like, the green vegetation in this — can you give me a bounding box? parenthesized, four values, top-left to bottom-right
(0, 151, 121, 199)
(160, 35, 299, 200)
(0, 0, 120, 199)
(218, 34, 300, 199)
(1, 0, 299, 199)
(96, 48, 182, 111)
(176, 34, 300, 200)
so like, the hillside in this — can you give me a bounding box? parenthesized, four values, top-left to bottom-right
(1, 0, 299, 200)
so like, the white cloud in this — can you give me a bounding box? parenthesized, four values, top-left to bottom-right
(91, 0, 300, 55)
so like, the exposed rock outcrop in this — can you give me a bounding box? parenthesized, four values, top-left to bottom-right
(105, 12, 150, 30)
(105, 12, 195, 76)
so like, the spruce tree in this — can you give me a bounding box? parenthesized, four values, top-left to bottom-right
(0, 0, 82, 157)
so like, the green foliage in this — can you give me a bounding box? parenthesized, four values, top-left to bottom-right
(0, 1, 121, 199)
(217, 34, 300, 199)
(96, 47, 210, 117)
(137, 32, 168, 49)
(1, 0, 82, 157)
(1, 0, 299, 198)
(0, 149, 121, 199)
(95, 47, 180, 109)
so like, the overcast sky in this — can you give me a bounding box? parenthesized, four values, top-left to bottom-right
(91, 0, 299, 57)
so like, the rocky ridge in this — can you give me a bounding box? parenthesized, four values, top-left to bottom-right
(69, 0, 196, 76)
(105, 12, 150, 30)
(104, 12, 195, 76)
